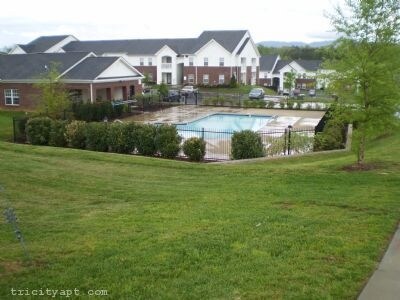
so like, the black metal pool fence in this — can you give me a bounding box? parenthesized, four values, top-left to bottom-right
(177, 126, 316, 161)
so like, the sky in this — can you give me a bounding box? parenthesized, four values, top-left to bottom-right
(0, 0, 346, 48)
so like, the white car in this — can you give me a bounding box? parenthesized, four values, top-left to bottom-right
(180, 85, 198, 94)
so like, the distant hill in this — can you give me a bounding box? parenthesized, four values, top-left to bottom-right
(257, 40, 334, 48)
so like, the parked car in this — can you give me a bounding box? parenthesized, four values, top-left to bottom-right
(248, 88, 265, 99)
(180, 85, 198, 94)
(282, 89, 290, 96)
(163, 90, 181, 102)
(309, 89, 316, 97)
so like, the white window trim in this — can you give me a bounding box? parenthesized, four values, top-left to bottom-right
(4, 89, 20, 106)
(218, 74, 225, 84)
(204, 57, 208, 67)
(203, 74, 209, 84)
(219, 57, 224, 67)
(188, 74, 195, 84)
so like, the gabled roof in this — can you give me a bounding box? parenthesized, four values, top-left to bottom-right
(62, 30, 249, 55)
(63, 38, 197, 55)
(260, 55, 279, 71)
(272, 59, 291, 73)
(194, 30, 247, 53)
(0, 52, 91, 80)
(62, 57, 120, 80)
(18, 35, 71, 54)
(294, 60, 322, 71)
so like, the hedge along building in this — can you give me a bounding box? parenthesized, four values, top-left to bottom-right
(0, 52, 144, 110)
(13, 31, 260, 87)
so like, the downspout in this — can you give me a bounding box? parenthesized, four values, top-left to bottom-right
(90, 83, 94, 103)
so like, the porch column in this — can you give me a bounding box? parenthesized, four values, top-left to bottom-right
(90, 84, 94, 103)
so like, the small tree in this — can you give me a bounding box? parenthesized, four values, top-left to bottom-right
(35, 62, 71, 119)
(326, 0, 400, 164)
(157, 82, 169, 98)
(229, 75, 238, 88)
(283, 70, 296, 94)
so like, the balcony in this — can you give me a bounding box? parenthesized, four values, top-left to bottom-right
(162, 63, 172, 69)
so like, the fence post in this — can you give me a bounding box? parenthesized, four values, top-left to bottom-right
(287, 125, 293, 155)
(201, 127, 205, 140)
(12, 117, 16, 143)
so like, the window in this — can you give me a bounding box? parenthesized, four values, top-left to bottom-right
(218, 74, 225, 84)
(241, 57, 246, 65)
(4, 89, 19, 105)
(140, 58, 144, 66)
(148, 58, 152, 66)
(251, 58, 257, 65)
(204, 57, 208, 66)
(263, 73, 268, 79)
(189, 57, 194, 66)
(219, 57, 224, 67)
(188, 74, 194, 84)
(203, 74, 209, 85)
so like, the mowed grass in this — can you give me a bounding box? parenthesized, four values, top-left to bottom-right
(0, 133, 399, 299)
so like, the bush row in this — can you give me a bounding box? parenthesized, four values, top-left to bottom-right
(24, 117, 206, 161)
(71, 101, 124, 122)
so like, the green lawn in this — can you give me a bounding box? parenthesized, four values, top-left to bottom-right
(0, 133, 399, 299)
(0, 110, 27, 142)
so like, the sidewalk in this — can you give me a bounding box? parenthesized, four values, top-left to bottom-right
(358, 224, 400, 300)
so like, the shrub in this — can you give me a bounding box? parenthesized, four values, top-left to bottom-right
(256, 100, 266, 108)
(183, 137, 206, 162)
(155, 124, 182, 158)
(65, 120, 87, 149)
(49, 119, 68, 147)
(14, 116, 29, 143)
(72, 101, 121, 122)
(25, 117, 52, 145)
(314, 120, 346, 151)
(85, 122, 109, 152)
(231, 130, 265, 160)
(279, 102, 285, 109)
(266, 101, 275, 109)
(108, 122, 138, 154)
(136, 124, 157, 156)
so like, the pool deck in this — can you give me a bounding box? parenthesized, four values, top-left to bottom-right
(123, 106, 325, 130)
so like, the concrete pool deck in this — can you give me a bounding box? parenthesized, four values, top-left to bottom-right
(122, 106, 325, 130)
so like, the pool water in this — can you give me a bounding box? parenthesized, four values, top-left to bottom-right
(176, 113, 273, 131)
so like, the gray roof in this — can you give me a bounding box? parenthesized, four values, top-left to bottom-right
(294, 60, 322, 71)
(18, 35, 71, 53)
(260, 55, 279, 71)
(272, 60, 291, 73)
(62, 30, 248, 55)
(0, 52, 90, 80)
(193, 30, 248, 53)
(62, 57, 120, 80)
(63, 38, 197, 55)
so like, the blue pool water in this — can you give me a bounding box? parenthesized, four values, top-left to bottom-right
(176, 113, 273, 132)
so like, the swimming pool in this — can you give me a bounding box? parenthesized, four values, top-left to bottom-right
(176, 113, 273, 131)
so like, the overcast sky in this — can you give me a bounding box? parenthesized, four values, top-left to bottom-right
(0, 0, 346, 48)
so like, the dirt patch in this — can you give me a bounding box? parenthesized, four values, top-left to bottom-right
(0, 260, 46, 277)
(341, 162, 389, 172)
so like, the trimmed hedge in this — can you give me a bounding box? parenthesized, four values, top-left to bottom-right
(85, 122, 109, 152)
(49, 119, 68, 147)
(155, 124, 181, 158)
(72, 101, 123, 122)
(183, 137, 206, 162)
(136, 124, 157, 156)
(25, 117, 52, 145)
(65, 120, 86, 149)
(231, 130, 265, 160)
(108, 122, 138, 154)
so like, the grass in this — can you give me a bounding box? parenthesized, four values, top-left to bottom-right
(0, 110, 27, 142)
(0, 132, 399, 299)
